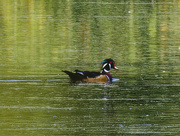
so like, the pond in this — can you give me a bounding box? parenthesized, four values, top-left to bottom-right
(0, 0, 180, 135)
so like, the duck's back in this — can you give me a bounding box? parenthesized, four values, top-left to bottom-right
(75, 70, 101, 78)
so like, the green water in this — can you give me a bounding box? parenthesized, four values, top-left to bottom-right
(0, 0, 180, 135)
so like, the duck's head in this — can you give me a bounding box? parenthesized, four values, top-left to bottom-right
(101, 59, 118, 73)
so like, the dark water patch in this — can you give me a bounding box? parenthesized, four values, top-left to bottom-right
(0, 0, 180, 135)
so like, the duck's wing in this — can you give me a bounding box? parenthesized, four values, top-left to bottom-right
(75, 70, 101, 78)
(62, 70, 86, 82)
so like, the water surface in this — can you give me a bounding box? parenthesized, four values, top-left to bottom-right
(0, 0, 180, 135)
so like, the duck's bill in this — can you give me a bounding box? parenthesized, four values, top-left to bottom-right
(114, 66, 118, 70)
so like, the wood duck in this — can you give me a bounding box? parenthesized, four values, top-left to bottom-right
(62, 59, 118, 84)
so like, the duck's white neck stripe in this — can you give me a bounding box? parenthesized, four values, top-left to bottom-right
(103, 69, 109, 73)
(102, 63, 111, 72)
(109, 63, 111, 69)
(103, 63, 108, 68)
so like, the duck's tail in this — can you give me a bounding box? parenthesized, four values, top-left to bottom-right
(62, 70, 86, 82)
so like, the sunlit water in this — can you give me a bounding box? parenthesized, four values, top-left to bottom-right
(0, 0, 180, 135)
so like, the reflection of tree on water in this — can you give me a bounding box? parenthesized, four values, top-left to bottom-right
(0, 1, 179, 135)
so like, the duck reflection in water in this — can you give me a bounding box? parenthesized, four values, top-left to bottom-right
(63, 59, 118, 84)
